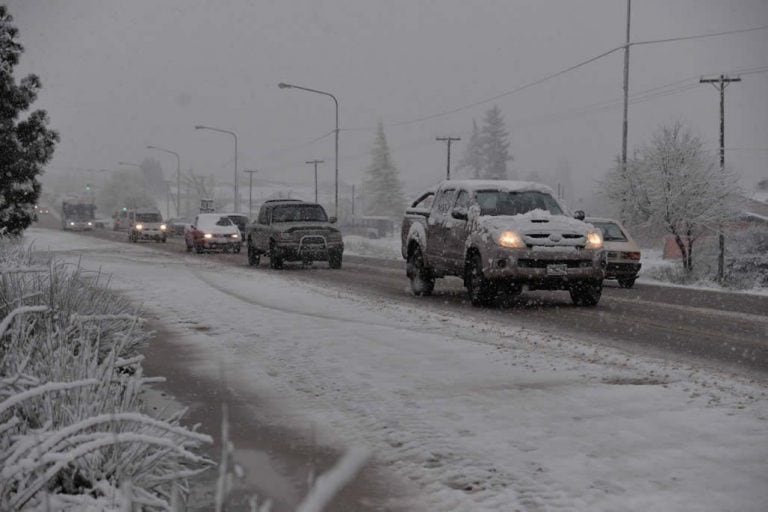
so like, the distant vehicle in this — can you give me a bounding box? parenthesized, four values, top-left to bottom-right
(126, 208, 167, 243)
(245, 200, 343, 269)
(586, 217, 641, 288)
(185, 213, 241, 253)
(223, 214, 249, 237)
(62, 199, 96, 230)
(166, 217, 193, 237)
(402, 180, 606, 306)
(342, 215, 397, 239)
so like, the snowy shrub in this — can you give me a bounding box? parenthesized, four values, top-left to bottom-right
(0, 238, 212, 510)
(724, 226, 768, 290)
(640, 227, 768, 291)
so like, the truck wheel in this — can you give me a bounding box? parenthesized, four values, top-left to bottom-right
(233, 244, 241, 254)
(407, 247, 434, 296)
(569, 281, 602, 306)
(195, 244, 204, 254)
(269, 243, 283, 269)
(617, 277, 636, 288)
(328, 250, 342, 269)
(466, 254, 495, 306)
(247, 244, 260, 266)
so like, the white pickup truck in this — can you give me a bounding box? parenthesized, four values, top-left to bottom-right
(401, 180, 606, 306)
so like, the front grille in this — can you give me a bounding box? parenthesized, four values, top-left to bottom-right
(517, 259, 592, 269)
(301, 236, 326, 245)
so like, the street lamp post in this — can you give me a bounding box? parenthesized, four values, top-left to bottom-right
(147, 145, 181, 217)
(279, 82, 339, 219)
(242, 169, 258, 218)
(305, 160, 324, 203)
(194, 125, 239, 213)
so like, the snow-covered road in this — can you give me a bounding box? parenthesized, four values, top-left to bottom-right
(27, 228, 768, 511)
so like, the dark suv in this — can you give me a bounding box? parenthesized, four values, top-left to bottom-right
(245, 200, 343, 269)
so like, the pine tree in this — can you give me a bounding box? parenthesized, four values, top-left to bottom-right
(361, 121, 405, 217)
(0, 6, 58, 235)
(480, 105, 513, 180)
(458, 120, 483, 178)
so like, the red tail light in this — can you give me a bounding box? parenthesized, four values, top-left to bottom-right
(622, 251, 641, 261)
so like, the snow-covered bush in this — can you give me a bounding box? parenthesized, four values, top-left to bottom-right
(0, 238, 212, 510)
(724, 226, 768, 290)
(640, 227, 768, 291)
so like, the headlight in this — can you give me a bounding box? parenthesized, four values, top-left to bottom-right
(231, 233, 239, 239)
(69, 222, 75, 226)
(87, 221, 93, 226)
(160, 224, 167, 231)
(135, 224, 143, 230)
(497, 231, 525, 249)
(203, 233, 213, 239)
(585, 230, 603, 250)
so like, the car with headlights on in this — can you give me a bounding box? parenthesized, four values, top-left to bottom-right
(402, 180, 606, 306)
(127, 208, 167, 243)
(585, 217, 641, 288)
(245, 200, 343, 269)
(185, 213, 242, 253)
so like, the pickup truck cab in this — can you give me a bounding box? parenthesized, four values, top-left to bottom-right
(245, 200, 343, 269)
(402, 180, 606, 306)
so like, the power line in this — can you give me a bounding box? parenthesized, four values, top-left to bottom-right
(342, 25, 768, 133)
(630, 24, 768, 47)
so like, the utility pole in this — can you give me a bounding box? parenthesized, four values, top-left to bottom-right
(436, 137, 461, 180)
(242, 169, 258, 219)
(700, 74, 741, 282)
(305, 160, 324, 204)
(620, 0, 631, 222)
(351, 184, 356, 218)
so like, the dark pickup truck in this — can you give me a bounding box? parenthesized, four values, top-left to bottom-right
(401, 180, 606, 306)
(245, 199, 344, 269)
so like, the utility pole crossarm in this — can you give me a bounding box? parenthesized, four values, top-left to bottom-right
(436, 137, 461, 180)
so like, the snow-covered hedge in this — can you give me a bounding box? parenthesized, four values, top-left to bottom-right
(0, 240, 212, 510)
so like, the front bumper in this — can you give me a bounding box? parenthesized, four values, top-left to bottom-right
(65, 222, 94, 230)
(200, 237, 240, 250)
(133, 229, 166, 240)
(273, 240, 343, 261)
(483, 247, 605, 289)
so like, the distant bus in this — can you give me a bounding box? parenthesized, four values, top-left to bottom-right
(61, 200, 96, 230)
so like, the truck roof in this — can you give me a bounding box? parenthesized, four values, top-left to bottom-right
(435, 179, 555, 195)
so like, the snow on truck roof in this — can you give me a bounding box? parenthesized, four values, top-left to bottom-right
(435, 180, 555, 194)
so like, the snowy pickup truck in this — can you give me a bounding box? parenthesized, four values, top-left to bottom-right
(401, 180, 606, 306)
(245, 199, 344, 269)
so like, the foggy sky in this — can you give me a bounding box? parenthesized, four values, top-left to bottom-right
(7, 0, 768, 210)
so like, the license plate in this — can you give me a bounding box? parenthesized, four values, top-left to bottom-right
(546, 264, 568, 276)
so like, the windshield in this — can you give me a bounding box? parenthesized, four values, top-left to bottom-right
(136, 213, 161, 223)
(475, 190, 563, 216)
(63, 204, 95, 220)
(592, 222, 628, 241)
(272, 205, 328, 223)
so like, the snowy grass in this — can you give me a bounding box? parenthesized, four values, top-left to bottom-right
(0, 238, 212, 510)
(342, 235, 401, 261)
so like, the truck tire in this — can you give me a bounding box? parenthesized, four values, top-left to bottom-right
(617, 277, 636, 288)
(328, 250, 342, 269)
(269, 242, 283, 269)
(247, 244, 260, 266)
(466, 253, 495, 307)
(407, 247, 434, 296)
(569, 280, 602, 306)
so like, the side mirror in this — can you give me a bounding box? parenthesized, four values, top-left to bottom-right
(574, 210, 586, 221)
(329, 216, 337, 224)
(451, 209, 468, 220)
